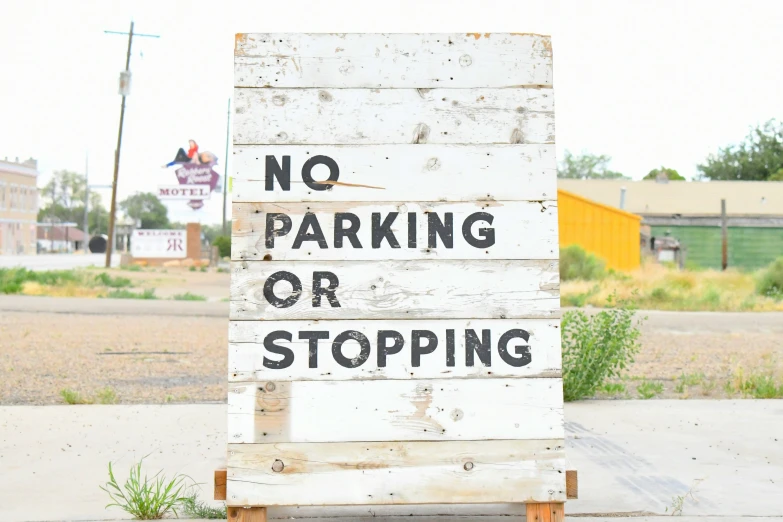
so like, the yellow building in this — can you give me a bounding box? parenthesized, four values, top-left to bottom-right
(0, 158, 39, 255)
(558, 188, 642, 271)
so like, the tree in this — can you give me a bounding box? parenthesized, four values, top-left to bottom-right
(557, 151, 627, 179)
(697, 119, 783, 181)
(643, 167, 685, 181)
(37, 170, 87, 225)
(119, 192, 170, 229)
(88, 192, 109, 235)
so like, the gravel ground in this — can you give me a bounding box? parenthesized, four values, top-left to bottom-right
(1, 308, 781, 404)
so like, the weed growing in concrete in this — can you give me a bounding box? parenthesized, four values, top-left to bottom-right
(171, 292, 207, 301)
(561, 295, 643, 401)
(181, 488, 226, 519)
(636, 381, 664, 399)
(97, 388, 117, 404)
(60, 388, 89, 405)
(100, 458, 191, 520)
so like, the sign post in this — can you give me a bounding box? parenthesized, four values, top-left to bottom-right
(226, 33, 569, 522)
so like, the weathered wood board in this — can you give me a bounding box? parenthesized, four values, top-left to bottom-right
(227, 439, 566, 506)
(230, 32, 563, 509)
(229, 318, 562, 382)
(234, 33, 553, 88)
(231, 201, 558, 261)
(233, 88, 555, 145)
(228, 378, 563, 443)
(230, 260, 559, 320)
(232, 145, 557, 203)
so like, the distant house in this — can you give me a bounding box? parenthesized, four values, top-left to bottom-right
(37, 225, 86, 253)
(0, 157, 39, 255)
(558, 179, 783, 270)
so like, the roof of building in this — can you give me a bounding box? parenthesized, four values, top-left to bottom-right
(37, 226, 86, 242)
(0, 158, 38, 178)
(557, 179, 783, 217)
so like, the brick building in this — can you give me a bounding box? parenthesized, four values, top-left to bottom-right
(0, 158, 39, 255)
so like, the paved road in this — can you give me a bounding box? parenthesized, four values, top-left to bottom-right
(3, 295, 783, 332)
(1, 401, 780, 521)
(0, 253, 121, 270)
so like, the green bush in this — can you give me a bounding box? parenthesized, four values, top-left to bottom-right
(104, 288, 157, 300)
(757, 257, 783, 299)
(559, 245, 606, 281)
(0, 268, 83, 294)
(171, 292, 207, 301)
(213, 236, 231, 258)
(561, 297, 643, 401)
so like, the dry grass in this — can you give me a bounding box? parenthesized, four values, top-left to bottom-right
(22, 281, 104, 298)
(561, 262, 783, 312)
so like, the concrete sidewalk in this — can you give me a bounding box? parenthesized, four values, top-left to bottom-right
(1, 401, 781, 521)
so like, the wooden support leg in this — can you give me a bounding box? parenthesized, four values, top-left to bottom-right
(526, 502, 564, 522)
(228, 506, 267, 522)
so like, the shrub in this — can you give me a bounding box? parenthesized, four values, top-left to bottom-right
(94, 273, 132, 288)
(105, 288, 157, 300)
(559, 245, 606, 281)
(561, 296, 643, 401)
(0, 268, 82, 294)
(100, 458, 191, 520)
(757, 257, 783, 299)
(213, 236, 231, 258)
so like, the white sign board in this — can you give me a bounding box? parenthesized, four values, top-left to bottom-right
(157, 185, 211, 200)
(229, 33, 562, 512)
(130, 229, 187, 258)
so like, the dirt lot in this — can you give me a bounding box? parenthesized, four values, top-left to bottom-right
(1, 300, 782, 404)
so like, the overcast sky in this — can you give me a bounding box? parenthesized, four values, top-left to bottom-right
(1, 0, 781, 225)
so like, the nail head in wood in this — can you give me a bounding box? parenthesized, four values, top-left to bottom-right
(463, 461, 474, 471)
(272, 459, 285, 472)
(265, 382, 276, 392)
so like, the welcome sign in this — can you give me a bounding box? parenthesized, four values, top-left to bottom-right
(227, 33, 564, 516)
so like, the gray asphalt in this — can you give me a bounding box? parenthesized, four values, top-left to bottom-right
(3, 295, 783, 332)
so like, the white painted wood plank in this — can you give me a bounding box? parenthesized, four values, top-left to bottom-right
(228, 319, 561, 382)
(233, 88, 554, 145)
(232, 145, 557, 203)
(227, 378, 563, 443)
(234, 33, 553, 88)
(231, 201, 558, 261)
(226, 439, 565, 506)
(229, 260, 559, 320)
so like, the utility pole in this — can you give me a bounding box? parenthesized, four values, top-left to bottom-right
(83, 153, 89, 249)
(222, 98, 231, 235)
(104, 22, 159, 267)
(721, 199, 728, 270)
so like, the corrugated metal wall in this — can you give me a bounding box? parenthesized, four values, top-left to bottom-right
(558, 189, 642, 271)
(650, 225, 783, 270)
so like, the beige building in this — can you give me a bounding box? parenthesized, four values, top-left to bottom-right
(0, 158, 39, 255)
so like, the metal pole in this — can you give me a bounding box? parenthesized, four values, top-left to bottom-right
(721, 199, 728, 270)
(222, 98, 231, 235)
(105, 21, 134, 268)
(83, 153, 89, 248)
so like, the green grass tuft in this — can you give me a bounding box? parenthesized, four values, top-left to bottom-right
(636, 380, 664, 399)
(171, 292, 207, 301)
(60, 388, 90, 405)
(100, 457, 192, 520)
(97, 388, 118, 404)
(104, 288, 158, 300)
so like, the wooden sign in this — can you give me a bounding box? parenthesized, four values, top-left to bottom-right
(228, 33, 565, 520)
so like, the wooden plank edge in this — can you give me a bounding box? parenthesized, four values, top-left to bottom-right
(215, 469, 227, 500)
(566, 469, 578, 499)
(526, 502, 565, 522)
